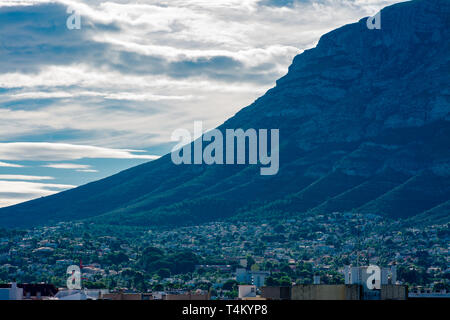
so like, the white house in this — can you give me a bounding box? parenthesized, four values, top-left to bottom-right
(0, 282, 23, 300)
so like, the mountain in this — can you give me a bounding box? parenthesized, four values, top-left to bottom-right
(1, 0, 449, 228)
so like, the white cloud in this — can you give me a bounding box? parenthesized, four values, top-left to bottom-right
(0, 0, 401, 149)
(0, 175, 54, 180)
(76, 169, 98, 173)
(42, 163, 99, 172)
(0, 142, 160, 161)
(0, 90, 197, 102)
(0, 180, 76, 208)
(0, 0, 50, 6)
(0, 161, 23, 168)
(42, 163, 91, 169)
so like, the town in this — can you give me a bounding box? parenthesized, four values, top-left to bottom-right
(0, 212, 448, 299)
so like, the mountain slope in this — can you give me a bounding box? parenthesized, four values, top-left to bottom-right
(0, 0, 449, 228)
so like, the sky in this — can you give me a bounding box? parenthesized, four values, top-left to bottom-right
(0, 0, 402, 207)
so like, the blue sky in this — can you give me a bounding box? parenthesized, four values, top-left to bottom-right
(0, 0, 401, 207)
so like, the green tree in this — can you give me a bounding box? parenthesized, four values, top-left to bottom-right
(157, 268, 171, 279)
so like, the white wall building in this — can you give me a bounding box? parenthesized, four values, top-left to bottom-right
(236, 268, 269, 288)
(238, 285, 256, 299)
(0, 282, 23, 300)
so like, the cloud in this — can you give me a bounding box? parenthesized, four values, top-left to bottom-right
(0, 161, 24, 168)
(42, 163, 98, 172)
(0, 0, 401, 149)
(76, 169, 98, 173)
(0, 90, 197, 102)
(0, 142, 160, 161)
(259, 0, 297, 7)
(42, 163, 91, 169)
(0, 180, 75, 208)
(0, 175, 54, 181)
(0, 1, 292, 82)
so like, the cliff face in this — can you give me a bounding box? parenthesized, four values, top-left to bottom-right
(1, 0, 449, 228)
(231, 0, 449, 149)
(223, 0, 450, 179)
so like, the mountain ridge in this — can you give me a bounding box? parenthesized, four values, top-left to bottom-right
(0, 0, 449, 228)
